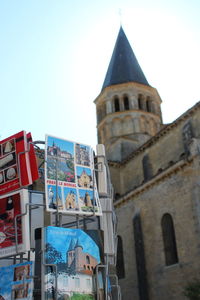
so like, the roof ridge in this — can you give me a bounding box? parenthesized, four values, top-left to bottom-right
(108, 101, 200, 166)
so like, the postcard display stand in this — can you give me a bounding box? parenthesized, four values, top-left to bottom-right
(0, 132, 120, 299)
(41, 135, 120, 300)
(0, 131, 39, 300)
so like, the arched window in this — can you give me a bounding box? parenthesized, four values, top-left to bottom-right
(116, 235, 125, 279)
(86, 255, 90, 264)
(114, 97, 120, 112)
(146, 97, 151, 112)
(138, 94, 143, 110)
(161, 214, 178, 266)
(142, 154, 153, 181)
(123, 95, 129, 110)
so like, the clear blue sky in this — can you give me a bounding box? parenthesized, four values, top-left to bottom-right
(1, 0, 200, 150)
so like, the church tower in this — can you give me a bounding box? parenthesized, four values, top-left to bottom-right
(94, 27, 163, 161)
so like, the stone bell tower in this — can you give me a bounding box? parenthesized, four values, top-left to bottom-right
(94, 27, 163, 161)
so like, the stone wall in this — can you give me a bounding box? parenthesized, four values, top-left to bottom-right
(112, 103, 200, 299)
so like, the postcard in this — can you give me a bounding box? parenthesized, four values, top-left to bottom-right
(0, 189, 30, 258)
(42, 226, 101, 300)
(45, 135, 102, 216)
(0, 261, 33, 300)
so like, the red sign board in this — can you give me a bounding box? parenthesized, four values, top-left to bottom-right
(0, 131, 39, 195)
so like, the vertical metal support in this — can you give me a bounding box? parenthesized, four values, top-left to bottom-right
(43, 263, 58, 300)
(92, 168, 97, 215)
(76, 214, 80, 228)
(96, 264, 109, 300)
(55, 155, 59, 227)
(83, 216, 87, 230)
(14, 206, 28, 254)
(59, 213, 62, 227)
(19, 253, 23, 263)
(42, 233, 58, 300)
(109, 274, 122, 300)
(14, 203, 45, 254)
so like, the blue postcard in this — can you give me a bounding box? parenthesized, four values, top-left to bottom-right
(43, 226, 101, 300)
(0, 261, 33, 300)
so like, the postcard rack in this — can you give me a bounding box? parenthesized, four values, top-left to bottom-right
(0, 140, 121, 300)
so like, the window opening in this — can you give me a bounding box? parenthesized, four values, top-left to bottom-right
(161, 213, 178, 266)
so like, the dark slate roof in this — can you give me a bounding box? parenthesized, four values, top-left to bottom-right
(102, 27, 149, 90)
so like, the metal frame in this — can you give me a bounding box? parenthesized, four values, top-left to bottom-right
(0, 140, 121, 299)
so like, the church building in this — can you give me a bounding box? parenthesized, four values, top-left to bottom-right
(95, 27, 200, 300)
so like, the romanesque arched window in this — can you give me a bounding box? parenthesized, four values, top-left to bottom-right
(161, 213, 178, 266)
(123, 95, 129, 110)
(114, 97, 120, 112)
(142, 154, 153, 181)
(138, 94, 143, 110)
(146, 97, 152, 112)
(116, 235, 125, 279)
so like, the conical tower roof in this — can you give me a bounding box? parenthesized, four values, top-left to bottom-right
(68, 239, 76, 251)
(102, 27, 149, 90)
(75, 238, 83, 249)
